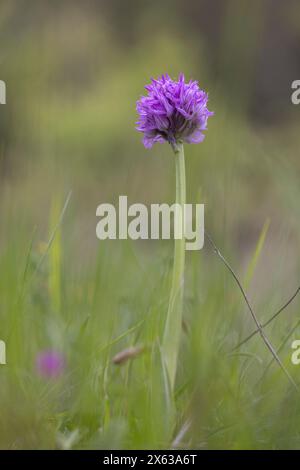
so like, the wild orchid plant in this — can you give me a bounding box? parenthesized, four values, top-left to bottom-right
(136, 74, 213, 389)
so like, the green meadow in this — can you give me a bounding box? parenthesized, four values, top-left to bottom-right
(0, 1, 300, 449)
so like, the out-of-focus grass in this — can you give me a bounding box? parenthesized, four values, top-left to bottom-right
(1, 2, 300, 450)
(0, 175, 300, 449)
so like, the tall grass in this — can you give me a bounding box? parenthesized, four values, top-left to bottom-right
(0, 181, 299, 449)
(1, 3, 300, 449)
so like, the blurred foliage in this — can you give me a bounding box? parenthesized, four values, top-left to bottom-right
(0, 0, 300, 449)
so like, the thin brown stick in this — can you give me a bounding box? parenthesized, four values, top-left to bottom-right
(205, 231, 299, 392)
(259, 317, 300, 385)
(231, 286, 300, 351)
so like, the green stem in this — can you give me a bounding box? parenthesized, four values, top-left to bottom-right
(162, 142, 186, 391)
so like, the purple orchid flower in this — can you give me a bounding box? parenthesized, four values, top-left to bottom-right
(36, 350, 66, 379)
(136, 73, 213, 149)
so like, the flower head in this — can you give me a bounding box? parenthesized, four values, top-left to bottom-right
(136, 73, 213, 149)
(36, 350, 66, 379)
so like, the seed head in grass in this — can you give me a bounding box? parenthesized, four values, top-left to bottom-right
(36, 350, 65, 379)
(136, 73, 213, 149)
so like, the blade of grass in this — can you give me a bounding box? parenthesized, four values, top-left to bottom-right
(231, 286, 300, 351)
(205, 230, 299, 392)
(259, 317, 300, 386)
(24, 190, 72, 290)
(49, 195, 64, 313)
(243, 218, 270, 289)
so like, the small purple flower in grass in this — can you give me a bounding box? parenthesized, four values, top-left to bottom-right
(36, 350, 65, 379)
(136, 73, 213, 149)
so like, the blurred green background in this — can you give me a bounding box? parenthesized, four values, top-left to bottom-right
(0, 0, 300, 449)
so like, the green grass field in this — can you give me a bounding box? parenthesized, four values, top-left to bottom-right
(1, 1, 300, 450)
